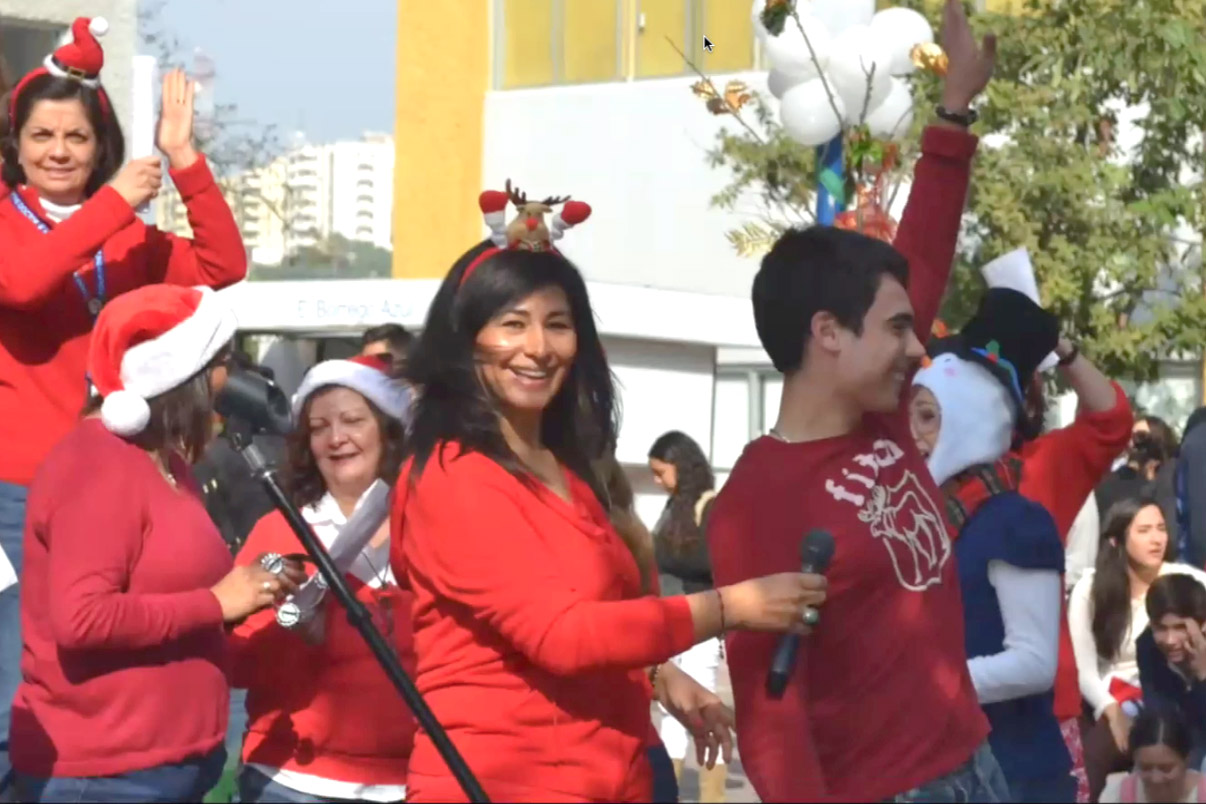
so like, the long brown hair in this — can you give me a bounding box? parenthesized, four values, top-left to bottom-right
(285, 386, 406, 510)
(593, 454, 654, 596)
(1092, 495, 1174, 660)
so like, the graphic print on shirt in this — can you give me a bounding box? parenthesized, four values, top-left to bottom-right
(825, 438, 951, 591)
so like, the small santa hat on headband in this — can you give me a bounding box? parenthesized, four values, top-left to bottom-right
(10, 17, 111, 119)
(88, 285, 238, 437)
(291, 354, 411, 421)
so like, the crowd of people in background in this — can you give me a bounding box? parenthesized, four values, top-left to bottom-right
(4, 4, 1206, 804)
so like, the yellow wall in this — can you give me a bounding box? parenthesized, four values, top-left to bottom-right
(392, 0, 489, 279)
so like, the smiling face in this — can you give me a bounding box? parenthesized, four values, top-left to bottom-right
(908, 384, 942, 461)
(1134, 743, 1188, 803)
(822, 275, 925, 414)
(18, 98, 97, 205)
(307, 387, 383, 503)
(1122, 504, 1169, 573)
(1152, 612, 1199, 667)
(474, 285, 577, 419)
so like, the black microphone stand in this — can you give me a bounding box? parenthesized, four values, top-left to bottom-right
(224, 422, 489, 803)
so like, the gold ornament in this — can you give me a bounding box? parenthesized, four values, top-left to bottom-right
(723, 80, 752, 113)
(910, 43, 949, 77)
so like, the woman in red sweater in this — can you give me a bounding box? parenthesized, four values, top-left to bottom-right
(12, 284, 298, 803)
(0, 20, 247, 790)
(390, 192, 826, 803)
(232, 355, 415, 803)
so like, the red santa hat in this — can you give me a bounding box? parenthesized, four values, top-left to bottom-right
(88, 285, 238, 437)
(10, 17, 112, 121)
(291, 354, 411, 421)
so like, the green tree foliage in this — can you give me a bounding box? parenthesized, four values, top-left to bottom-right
(707, 0, 1206, 381)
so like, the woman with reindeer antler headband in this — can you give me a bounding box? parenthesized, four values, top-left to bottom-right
(0, 17, 246, 797)
(388, 182, 822, 802)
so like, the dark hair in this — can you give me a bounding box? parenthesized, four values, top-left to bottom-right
(1092, 495, 1174, 660)
(1134, 415, 1178, 463)
(362, 324, 413, 358)
(402, 242, 617, 500)
(285, 386, 406, 510)
(1183, 407, 1206, 441)
(1146, 573, 1206, 624)
(1, 74, 125, 196)
(593, 453, 654, 595)
(752, 226, 909, 374)
(83, 346, 230, 463)
(1129, 707, 1193, 762)
(649, 430, 715, 558)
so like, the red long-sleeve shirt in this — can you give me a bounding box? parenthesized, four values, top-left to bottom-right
(0, 156, 247, 486)
(230, 511, 415, 787)
(11, 418, 232, 778)
(1018, 382, 1134, 720)
(391, 446, 697, 803)
(708, 126, 988, 802)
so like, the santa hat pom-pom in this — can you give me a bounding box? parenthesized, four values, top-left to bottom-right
(561, 201, 591, 226)
(89, 17, 110, 37)
(479, 190, 509, 215)
(101, 390, 151, 436)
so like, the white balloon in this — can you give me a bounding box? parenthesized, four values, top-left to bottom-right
(869, 7, 935, 76)
(779, 78, 846, 147)
(767, 69, 805, 100)
(865, 78, 915, 140)
(763, 13, 832, 80)
(826, 25, 892, 124)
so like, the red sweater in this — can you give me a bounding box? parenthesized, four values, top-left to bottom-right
(391, 446, 697, 803)
(11, 418, 232, 778)
(0, 156, 246, 486)
(707, 126, 988, 802)
(230, 511, 415, 787)
(1018, 383, 1134, 720)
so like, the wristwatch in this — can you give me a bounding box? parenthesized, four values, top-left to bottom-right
(936, 105, 979, 127)
(1057, 343, 1080, 367)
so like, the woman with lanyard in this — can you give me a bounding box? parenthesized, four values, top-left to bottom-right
(390, 184, 823, 802)
(230, 355, 415, 804)
(0, 17, 247, 793)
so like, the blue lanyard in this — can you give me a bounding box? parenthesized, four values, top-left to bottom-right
(11, 193, 106, 320)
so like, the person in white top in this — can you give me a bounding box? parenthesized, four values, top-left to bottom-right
(1068, 496, 1206, 800)
(1100, 708, 1206, 803)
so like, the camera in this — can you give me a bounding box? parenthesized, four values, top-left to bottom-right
(215, 368, 292, 437)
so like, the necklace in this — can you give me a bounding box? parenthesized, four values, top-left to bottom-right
(768, 427, 794, 443)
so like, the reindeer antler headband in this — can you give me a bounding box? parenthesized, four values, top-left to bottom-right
(460, 179, 592, 286)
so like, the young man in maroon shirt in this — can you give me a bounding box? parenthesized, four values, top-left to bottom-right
(708, 2, 1004, 801)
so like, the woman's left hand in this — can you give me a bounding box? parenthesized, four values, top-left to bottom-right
(655, 661, 735, 770)
(156, 68, 200, 170)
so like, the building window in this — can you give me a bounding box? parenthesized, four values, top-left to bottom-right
(495, 0, 751, 89)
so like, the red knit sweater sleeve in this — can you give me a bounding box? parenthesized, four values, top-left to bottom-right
(228, 513, 321, 689)
(892, 126, 980, 343)
(144, 156, 248, 289)
(0, 187, 134, 308)
(401, 455, 697, 676)
(44, 446, 224, 651)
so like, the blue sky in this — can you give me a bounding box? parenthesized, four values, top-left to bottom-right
(147, 0, 397, 144)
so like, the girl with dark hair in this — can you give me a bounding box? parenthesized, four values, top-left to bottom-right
(0, 20, 246, 788)
(1100, 708, 1205, 803)
(647, 430, 729, 801)
(11, 285, 300, 803)
(1069, 497, 1206, 799)
(231, 355, 415, 804)
(389, 185, 823, 803)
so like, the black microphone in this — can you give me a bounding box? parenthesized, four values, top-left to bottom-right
(765, 529, 835, 699)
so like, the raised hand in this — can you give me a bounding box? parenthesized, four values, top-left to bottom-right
(941, 0, 997, 111)
(108, 156, 163, 208)
(156, 68, 199, 170)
